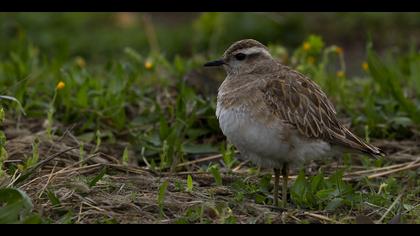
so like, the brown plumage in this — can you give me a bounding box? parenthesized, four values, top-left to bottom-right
(216, 39, 384, 157)
(261, 66, 384, 156)
(205, 39, 384, 206)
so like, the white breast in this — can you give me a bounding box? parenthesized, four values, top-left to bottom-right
(216, 104, 334, 168)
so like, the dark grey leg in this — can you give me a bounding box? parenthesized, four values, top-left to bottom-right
(273, 168, 280, 206)
(282, 163, 289, 207)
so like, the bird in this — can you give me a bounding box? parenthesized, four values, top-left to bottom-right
(204, 39, 384, 207)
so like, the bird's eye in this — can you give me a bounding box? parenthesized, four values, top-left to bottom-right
(235, 53, 246, 61)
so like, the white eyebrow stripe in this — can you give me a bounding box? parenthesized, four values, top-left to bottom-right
(236, 46, 271, 58)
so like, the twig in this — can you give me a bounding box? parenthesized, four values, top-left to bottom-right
(82, 201, 108, 213)
(368, 160, 420, 179)
(77, 203, 83, 224)
(19, 154, 101, 189)
(38, 162, 58, 198)
(33, 146, 79, 171)
(3, 160, 23, 163)
(344, 162, 410, 176)
(303, 212, 341, 224)
(287, 214, 302, 223)
(19, 163, 102, 189)
(105, 163, 154, 176)
(50, 163, 102, 177)
(232, 160, 249, 172)
(176, 153, 224, 168)
(365, 202, 388, 217)
(45, 124, 77, 157)
(402, 203, 420, 215)
(376, 188, 406, 224)
(14, 146, 79, 186)
(6, 169, 21, 188)
(98, 152, 120, 164)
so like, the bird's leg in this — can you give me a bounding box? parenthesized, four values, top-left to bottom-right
(273, 168, 280, 206)
(282, 163, 289, 208)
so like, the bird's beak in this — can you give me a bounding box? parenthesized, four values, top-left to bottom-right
(204, 59, 225, 67)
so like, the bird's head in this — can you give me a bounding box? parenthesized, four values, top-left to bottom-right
(204, 39, 275, 75)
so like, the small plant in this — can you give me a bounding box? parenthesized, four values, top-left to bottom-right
(0, 107, 6, 178)
(157, 180, 169, 215)
(186, 175, 193, 192)
(122, 147, 129, 166)
(0, 95, 25, 178)
(208, 164, 222, 186)
(17, 138, 40, 172)
(88, 167, 107, 188)
(79, 143, 85, 167)
(221, 143, 236, 171)
(46, 81, 66, 138)
(0, 188, 43, 223)
(290, 169, 355, 211)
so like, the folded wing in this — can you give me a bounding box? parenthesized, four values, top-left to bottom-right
(260, 65, 384, 156)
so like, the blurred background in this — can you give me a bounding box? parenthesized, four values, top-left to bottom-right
(1, 12, 419, 76)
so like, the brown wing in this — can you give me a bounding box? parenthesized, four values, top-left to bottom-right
(260, 66, 384, 156)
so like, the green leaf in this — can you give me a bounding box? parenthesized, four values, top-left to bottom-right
(0, 132, 7, 150)
(77, 132, 96, 143)
(310, 173, 324, 194)
(22, 214, 43, 224)
(328, 170, 345, 190)
(159, 115, 170, 141)
(307, 35, 325, 53)
(325, 198, 343, 211)
(94, 130, 102, 153)
(290, 170, 307, 206)
(0, 107, 4, 122)
(157, 180, 169, 209)
(122, 147, 129, 166)
(316, 188, 336, 201)
(182, 144, 218, 154)
(186, 175, 193, 192)
(390, 116, 413, 127)
(255, 194, 267, 204)
(186, 128, 210, 140)
(0, 188, 33, 223)
(58, 211, 74, 224)
(259, 174, 272, 193)
(0, 95, 26, 116)
(221, 143, 236, 170)
(209, 165, 222, 186)
(88, 167, 107, 188)
(46, 189, 61, 207)
(367, 48, 420, 123)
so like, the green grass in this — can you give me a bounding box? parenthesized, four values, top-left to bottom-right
(0, 13, 419, 224)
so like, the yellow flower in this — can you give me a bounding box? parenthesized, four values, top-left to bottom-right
(115, 12, 137, 28)
(362, 62, 369, 71)
(335, 46, 343, 54)
(56, 81, 65, 90)
(307, 56, 315, 65)
(336, 70, 345, 78)
(303, 42, 311, 51)
(144, 60, 153, 70)
(75, 56, 86, 68)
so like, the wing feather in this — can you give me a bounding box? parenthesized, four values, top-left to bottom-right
(260, 65, 384, 156)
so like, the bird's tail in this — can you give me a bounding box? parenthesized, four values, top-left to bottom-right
(360, 142, 385, 157)
(343, 127, 385, 157)
(332, 126, 385, 157)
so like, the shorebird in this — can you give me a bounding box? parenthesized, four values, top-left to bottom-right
(204, 39, 384, 207)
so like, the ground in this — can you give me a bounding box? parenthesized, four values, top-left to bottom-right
(2, 117, 419, 224)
